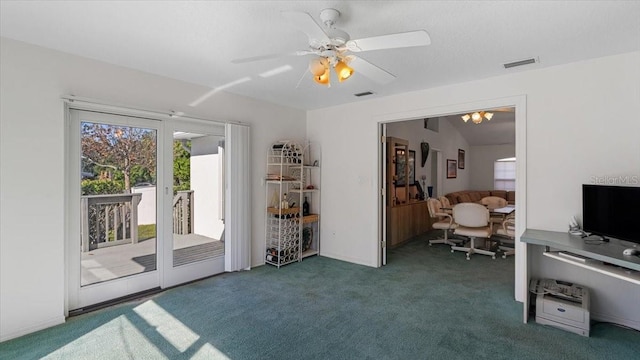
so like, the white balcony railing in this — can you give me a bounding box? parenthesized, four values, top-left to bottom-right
(173, 190, 194, 235)
(81, 193, 142, 252)
(81, 190, 195, 253)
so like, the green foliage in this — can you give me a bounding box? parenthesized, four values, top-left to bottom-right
(173, 140, 191, 194)
(81, 179, 124, 195)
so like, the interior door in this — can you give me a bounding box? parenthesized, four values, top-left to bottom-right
(380, 124, 388, 266)
(162, 120, 226, 287)
(68, 109, 163, 310)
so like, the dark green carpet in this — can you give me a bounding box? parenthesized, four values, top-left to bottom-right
(2, 233, 639, 359)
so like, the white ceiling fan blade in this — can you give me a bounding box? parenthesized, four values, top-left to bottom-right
(349, 56, 396, 84)
(282, 11, 330, 46)
(346, 30, 431, 52)
(231, 50, 312, 64)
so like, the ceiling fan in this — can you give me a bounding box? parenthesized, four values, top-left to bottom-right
(231, 8, 431, 86)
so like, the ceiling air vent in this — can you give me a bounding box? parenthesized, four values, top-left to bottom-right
(503, 57, 537, 69)
(354, 91, 375, 97)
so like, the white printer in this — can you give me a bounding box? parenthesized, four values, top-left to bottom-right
(530, 278, 590, 336)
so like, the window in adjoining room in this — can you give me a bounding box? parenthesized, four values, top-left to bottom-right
(494, 157, 516, 191)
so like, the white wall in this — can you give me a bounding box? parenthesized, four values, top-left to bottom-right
(469, 144, 515, 190)
(0, 38, 306, 341)
(190, 136, 224, 240)
(386, 118, 471, 195)
(308, 51, 640, 324)
(131, 186, 157, 225)
(191, 154, 224, 240)
(308, 51, 640, 265)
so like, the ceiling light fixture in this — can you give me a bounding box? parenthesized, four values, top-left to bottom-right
(313, 67, 330, 85)
(309, 56, 354, 86)
(461, 111, 494, 124)
(334, 60, 354, 82)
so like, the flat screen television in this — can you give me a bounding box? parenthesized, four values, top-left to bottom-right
(582, 184, 640, 244)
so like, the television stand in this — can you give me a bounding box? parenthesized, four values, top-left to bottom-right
(522, 229, 640, 331)
(581, 233, 609, 242)
(522, 229, 640, 277)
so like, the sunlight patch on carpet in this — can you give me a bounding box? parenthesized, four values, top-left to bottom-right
(134, 300, 199, 353)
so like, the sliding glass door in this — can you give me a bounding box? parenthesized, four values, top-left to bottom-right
(68, 110, 163, 309)
(162, 120, 226, 287)
(68, 110, 226, 310)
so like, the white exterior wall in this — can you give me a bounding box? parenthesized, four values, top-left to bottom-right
(0, 38, 306, 341)
(131, 186, 156, 225)
(190, 136, 224, 240)
(191, 153, 224, 240)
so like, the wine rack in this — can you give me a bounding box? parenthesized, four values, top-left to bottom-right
(264, 140, 320, 267)
(265, 141, 303, 267)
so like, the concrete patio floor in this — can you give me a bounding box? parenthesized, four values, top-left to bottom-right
(81, 233, 224, 286)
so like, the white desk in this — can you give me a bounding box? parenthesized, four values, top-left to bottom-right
(522, 229, 640, 331)
(521, 229, 640, 283)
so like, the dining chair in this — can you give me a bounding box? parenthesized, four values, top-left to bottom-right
(495, 213, 516, 258)
(427, 198, 459, 246)
(451, 203, 495, 260)
(481, 196, 509, 229)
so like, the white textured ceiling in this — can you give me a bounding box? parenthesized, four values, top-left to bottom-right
(1, 1, 639, 110)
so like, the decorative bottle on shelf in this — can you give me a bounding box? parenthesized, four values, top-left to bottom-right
(303, 196, 310, 216)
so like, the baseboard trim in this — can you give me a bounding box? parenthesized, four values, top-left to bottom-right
(1, 315, 65, 343)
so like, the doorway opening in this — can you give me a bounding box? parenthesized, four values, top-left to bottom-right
(382, 108, 515, 254)
(378, 97, 527, 306)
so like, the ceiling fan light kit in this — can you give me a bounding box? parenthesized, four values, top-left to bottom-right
(462, 111, 494, 124)
(313, 67, 330, 85)
(309, 57, 329, 76)
(334, 60, 354, 82)
(232, 8, 431, 87)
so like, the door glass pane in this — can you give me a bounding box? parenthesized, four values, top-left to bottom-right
(80, 122, 157, 286)
(172, 131, 225, 266)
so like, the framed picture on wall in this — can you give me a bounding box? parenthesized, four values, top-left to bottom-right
(458, 149, 465, 169)
(447, 159, 457, 178)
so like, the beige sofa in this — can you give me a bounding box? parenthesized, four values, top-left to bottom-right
(445, 190, 515, 206)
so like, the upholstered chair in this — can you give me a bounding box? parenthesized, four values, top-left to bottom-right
(438, 196, 453, 214)
(451, 203, 495, 260)
(481, 196, 509, 228)
(495, 213, 516, 258)
(427, 198, 459, 246)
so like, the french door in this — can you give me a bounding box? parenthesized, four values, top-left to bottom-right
(68, 109, 225, 310)
(162, 120, 225, 287)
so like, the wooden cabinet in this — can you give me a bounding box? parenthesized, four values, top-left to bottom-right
(385, 136, 432, 247)
(388, 200, 433, 247)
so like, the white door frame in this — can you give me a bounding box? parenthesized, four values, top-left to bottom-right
(162, 119, 226, 288)
(376, 95, 527, 311)
(379, 123, 388, 266)
(65, 106, 229, 312)
(66, 109, 164, 311)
